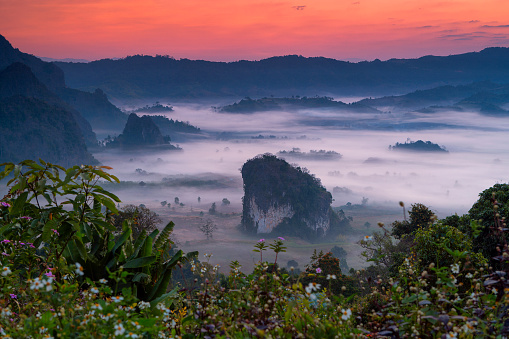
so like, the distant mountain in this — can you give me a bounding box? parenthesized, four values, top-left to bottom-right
(357, 81, 509, 116)
(0, 96, 97, 166)
(219, 96, 379, 113)
(56, 87, 128, 132)
(54, 48, 509, 100)
(389, 140, 448, 153)
(0, 62, 97, 146)
(148, 115, 202, 142)
(105, 113, 179, 149)
(130, 103, 173, 114)
(0, 34, 129, 133)
(0, 35, 65, 91)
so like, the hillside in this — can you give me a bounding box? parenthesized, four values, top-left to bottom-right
(54, 48, 509, 99)
(0, 96, 97, 166)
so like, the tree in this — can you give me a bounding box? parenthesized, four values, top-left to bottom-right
(364, 222, 371, 229)
(199, 219, 218, 240)
(161, 200, 167, 207)
(391, 203, 434, 239)
(174, 197, 179, 204)
(222, 198, 230, 206)
(198, 196, 201, 203)
(113, 204, 161, 238)
(209, 202, 216, 215)
(330, 245, 347, 259)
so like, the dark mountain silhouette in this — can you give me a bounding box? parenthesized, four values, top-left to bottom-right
(0, 96, 97, 166)
(0, 34, 128, 133)
(219, 96, 379, 113)
(389, 140, 448, 153)
(105, 113, 179, 149)
(0, 62, 97, 146)
(54, 48, 509, 100)
(148, 115, 202, 142)
(0, 35, 65, 91)
(56, 87, 127, 132)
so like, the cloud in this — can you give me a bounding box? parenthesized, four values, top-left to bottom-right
(292, 5, 306, 10)
(414, 25, 440, 29)
(481, 24, 509, 28)
(352, 1, 360, 4)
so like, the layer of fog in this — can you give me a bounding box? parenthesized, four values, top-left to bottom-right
(94, 105, 509, 218)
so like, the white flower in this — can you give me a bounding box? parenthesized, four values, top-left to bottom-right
(90, 287, 99, 294)
(492, 288, 498, 295)
(91, 303, 103, 310)
(114, 323, 125, 336)
(75, 263, 84, 276)
(112, 296, 124, 303)
(99, 278, 108, 284)
(1, 308, 12, 317)
(462, 321, 477, 333)
(326, 274, 337, 280)
(1, 266, 11, 276)
(44, 278, 53, 292)
(126, 332, 139, 338)
(450, 263, 460, 274)
(30, 277, 43, 291)
(213, 264, 220, 272)
(305, 282, 321, 293)
(138, 301, 150, 310)
(341, 308, 352, 320)
(450, 275, 457, 284)
(201, 267, 207, 273)
(308, 293, 317, 301)
(363, 235, 373, 241)
(445, 331, 458, 339)
(131, 321, 141, 329)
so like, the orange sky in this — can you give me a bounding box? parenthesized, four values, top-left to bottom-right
(1, 0, 509, 61)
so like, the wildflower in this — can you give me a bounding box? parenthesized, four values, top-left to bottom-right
(327, 274, 337, 280)
(75, 262, 84, 276)
(45, 272, 55, 278)
(341, 308, 352, 320)
(445, 331, 458, 339)
(278, 237, 285, 241)
(99, 278, 108, 284)
(1, 308, 12, 317)
(308, 293, 317, 301)
(44, 278, 53, 291)
(1, 252, 7, 256)
(465, 273, 473, 279)
(90, 287, 99, 294)
(213, 264, 220, 272)
(450, 275, 457, 284)
(112, 296, 124, 303)
(126, 333, 139, 338)
(201, 267, 207, 273)
(451, 263, 460, 274)
(131, 321, 141, 329)
(138, 301, 150, 310)
(316, 268, 322, 274)
(51, 229, 59, 236)
(30, 278, 44, 290)
(0, 202, 10, 207)
(258, 238, 265, 242)
(9, 294, 16, 299)
(91, 303, 103, 311)
(462, 321, 477, 333)
(1, 240, 10, 243)
(363, 235, 373, 241)
(20, 216, 32, 220)
(114, 323, 125, 336)
(305, 282, 321, 293)
(1, 267, 11, 276)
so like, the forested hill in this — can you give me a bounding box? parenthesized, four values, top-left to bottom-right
(54, 48, 509, 100)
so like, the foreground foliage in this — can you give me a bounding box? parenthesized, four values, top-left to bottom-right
(0, 160, 508, 338)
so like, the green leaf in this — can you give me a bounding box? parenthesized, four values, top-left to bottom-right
(74, 237, 88, 262)
(402, 294, 418, 304)
(10, 192, 28, 216)
(112, 228, 131, 253)
(41, 219, 59, 243)
(149, 286, 179, 307)
(123, 256, 157, 269)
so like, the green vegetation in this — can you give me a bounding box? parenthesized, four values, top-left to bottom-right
(0, 160, 508, 337)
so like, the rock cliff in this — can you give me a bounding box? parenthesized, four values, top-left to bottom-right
(241, 154, 349, 240)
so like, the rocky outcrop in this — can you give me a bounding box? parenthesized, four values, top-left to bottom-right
(241, 154, 350, 239)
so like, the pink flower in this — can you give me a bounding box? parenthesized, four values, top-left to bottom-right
(258, 239, 265, 242)
(1, 240, 10, 244)
(51, 229, 60, 236)
(9, 294, 16, 299)
(20, 216, 32, 220)
(1, 202, 11, 207)
(45, 272, 56, 278)
(316, 268, 322, 274)
(278, 237, 285, 241)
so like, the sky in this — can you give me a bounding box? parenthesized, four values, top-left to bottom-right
(1, 0, 509, 62)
